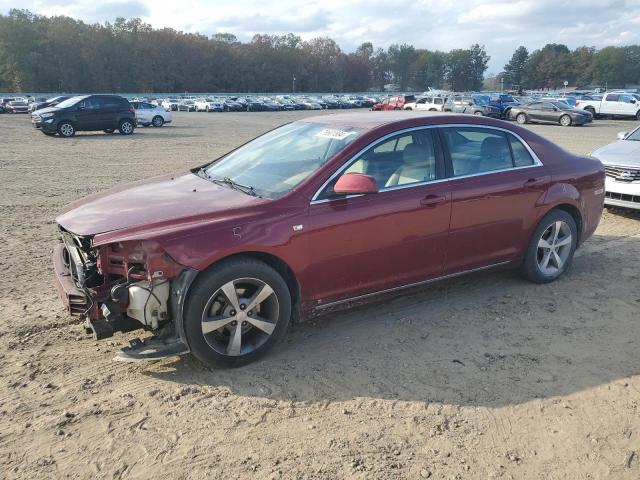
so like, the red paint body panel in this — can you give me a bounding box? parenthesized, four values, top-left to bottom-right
(55, 112, 605, 320)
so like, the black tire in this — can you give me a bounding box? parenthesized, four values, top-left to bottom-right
(473, 111, 483, 116)
(152, 115, 164, 127)
(118, 119, 134, 135)
(636, 110, 640, 121)
(184, 257, 292, 368)
(428, 108, 437, 111)
(405, 107, 412, 111)
(516, 113, 527, 124)
(58, 121, 75, 137)
(585, 107, 596, 118)
(559, 114, 572, 127)
(103, 129, 114, 134)
(521, 209, 578, 284)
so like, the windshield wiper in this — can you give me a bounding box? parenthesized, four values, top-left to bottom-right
(211, 176, 258, 197)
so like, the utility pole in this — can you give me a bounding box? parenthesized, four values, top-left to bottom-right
(292, 74, 296, 93)
(500, 77, 504, 93)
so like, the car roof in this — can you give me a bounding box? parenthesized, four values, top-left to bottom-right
(299, 111, 505, 130)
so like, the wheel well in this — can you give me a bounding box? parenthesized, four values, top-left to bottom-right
(197, 252, 301, 321)
(553, 204, 582, 243)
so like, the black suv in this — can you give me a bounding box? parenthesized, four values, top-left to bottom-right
(31, 94, 136, 137)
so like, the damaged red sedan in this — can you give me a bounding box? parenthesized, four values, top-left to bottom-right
(54, 112, 605, 368)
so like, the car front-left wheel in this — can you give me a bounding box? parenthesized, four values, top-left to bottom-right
(521, 209, 577, 283)
(184, 257, 292, 368)
(559, 115, 572, 127)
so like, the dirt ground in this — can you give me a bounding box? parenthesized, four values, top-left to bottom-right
(1, 111, 639, 480)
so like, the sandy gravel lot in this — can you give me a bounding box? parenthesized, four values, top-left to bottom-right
(1, 111, 639, 480)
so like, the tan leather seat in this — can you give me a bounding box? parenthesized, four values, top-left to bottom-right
(385, 143, 434, 187)
(479, 136, 512, 172)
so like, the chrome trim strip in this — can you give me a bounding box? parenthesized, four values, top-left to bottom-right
(313, 260, 511, 310)
(309, 123, 543, 205)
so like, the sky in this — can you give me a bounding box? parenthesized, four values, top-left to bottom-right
(2, 0, 640, 73)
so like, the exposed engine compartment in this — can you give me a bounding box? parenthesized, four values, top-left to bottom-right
(57, 227, 185, 340)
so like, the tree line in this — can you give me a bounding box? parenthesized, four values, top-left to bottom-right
(0, 9, 489, 93)
(1, 9, 638, 94)
(500, 44, 640, 90)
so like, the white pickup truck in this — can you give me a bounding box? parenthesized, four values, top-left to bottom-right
(576, 93, 640, 120)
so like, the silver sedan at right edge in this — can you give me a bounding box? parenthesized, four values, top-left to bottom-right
(591, 125, 640, 211)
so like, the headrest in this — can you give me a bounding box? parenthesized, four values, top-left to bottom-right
(480, 136, 509, 158)
(403, 143, 430, 166)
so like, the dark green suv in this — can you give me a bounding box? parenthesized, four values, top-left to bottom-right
(31, 94, 136, 137)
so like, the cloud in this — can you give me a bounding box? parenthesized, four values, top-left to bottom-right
(1, 0, 639, 72)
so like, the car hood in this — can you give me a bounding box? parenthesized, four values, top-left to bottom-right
(33, 106, 60, 115)
(56, 172, 267, 242)
(591, 140, 640, 167)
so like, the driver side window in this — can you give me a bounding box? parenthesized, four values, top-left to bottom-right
(320, 130, 439, 199)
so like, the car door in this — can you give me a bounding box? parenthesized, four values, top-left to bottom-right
(135, 102, 151, 123)
(75, 97, 102, 130)
(539, 102, 559, 123)
(439, 126, 550, 273)
(303, 128, 452, 306)
(602, 94, 620, 115)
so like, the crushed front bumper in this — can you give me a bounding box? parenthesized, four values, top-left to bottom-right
(53, 243, 90, 316)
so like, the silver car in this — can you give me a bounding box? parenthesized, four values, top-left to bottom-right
(591, 126, 640, 211)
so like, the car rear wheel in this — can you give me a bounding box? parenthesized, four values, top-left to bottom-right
(58, 121, 75, 137)
(473, 111, 483, 116)
(184, 257, 292, 368)
(636, 111, 640, 121)
(152, 115, 164, 127)
(516, 113, 527, 124)
(118, 119, 134, 135)
(521, 209, 577, 283)
(559, 115, 572, 127)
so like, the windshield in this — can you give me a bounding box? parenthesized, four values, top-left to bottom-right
(204, 122, 365, 198)
(55, 96, 84, 108)
(626, 127, 640, 141)
(472, 95, 489, 105)
(500, 95, 515, 102)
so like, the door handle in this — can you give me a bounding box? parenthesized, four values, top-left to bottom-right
(420, 194, 447, 207)
(523, 177, 545, 187)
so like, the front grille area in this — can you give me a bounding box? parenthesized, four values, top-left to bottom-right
(605, 191, 640, 204)
(605, 165, 640, 182)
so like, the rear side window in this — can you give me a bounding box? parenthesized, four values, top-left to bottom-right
(507, 133, 535, 167)
(442, 127, 538, 176)
(605, 94, 620, 102)
(442, 127, 513, 176)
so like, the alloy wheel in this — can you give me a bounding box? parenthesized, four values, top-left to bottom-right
(201, 278, 279, 356)
(536, 220, 573, 275)
(120, 121, 133, 134)
(152, 116, 163, 127)
(560, 115, 571, 127)
(59, 123, 74, 137)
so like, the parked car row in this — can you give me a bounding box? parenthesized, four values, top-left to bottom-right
(152, 94, 378, 112)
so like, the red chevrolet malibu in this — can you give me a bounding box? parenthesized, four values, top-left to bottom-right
(54, 112, 605, 367)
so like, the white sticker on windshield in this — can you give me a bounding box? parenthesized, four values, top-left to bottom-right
(315, 128, 356, 140)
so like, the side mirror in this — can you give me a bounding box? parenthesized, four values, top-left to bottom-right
(617, 131, 628, 140)
(334, 173, 378, 195)
(631, 99, 637, 104)
(467, 102, 474, 106)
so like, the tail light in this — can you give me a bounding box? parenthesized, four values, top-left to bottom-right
(575, 101, 580, 106)
(130, 106, 135, 113)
